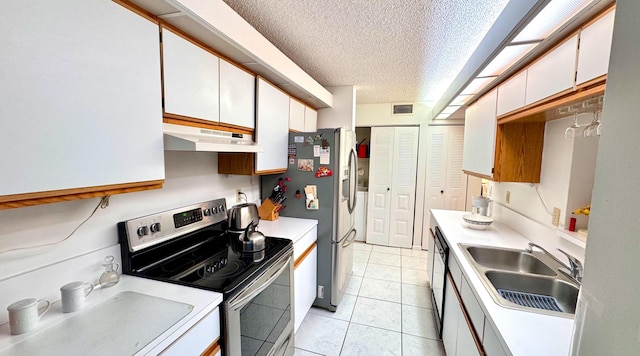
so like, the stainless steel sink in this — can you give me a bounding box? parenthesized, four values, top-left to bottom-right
(459, 244, 580, 317)
(464, 246, 557, 276)
(485, 271, 579, 314)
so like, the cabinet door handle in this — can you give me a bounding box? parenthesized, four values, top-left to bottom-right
(387, 188, 390, 191)
(440, 190, 444, 194)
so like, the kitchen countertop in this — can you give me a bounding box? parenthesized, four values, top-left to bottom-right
(431, 209, 574, 356)
(257, 217, 318, 245)
(0, 275, 223, 355)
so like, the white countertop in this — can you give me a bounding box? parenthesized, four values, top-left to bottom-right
(431, 209, 574, 356)
(0, 275, 223, 355)
(257, 217, 318, 245)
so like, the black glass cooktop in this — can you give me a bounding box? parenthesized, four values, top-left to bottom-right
(136, 229, 292, 295)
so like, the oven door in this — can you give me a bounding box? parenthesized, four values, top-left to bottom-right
(224, 252, 295, 356)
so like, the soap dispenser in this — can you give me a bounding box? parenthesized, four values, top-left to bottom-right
(98, 256, 120, 288)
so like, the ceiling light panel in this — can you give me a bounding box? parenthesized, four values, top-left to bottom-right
(435, 113, 451, 120)
(441, 106, 461, 115)
(478, 43, 539, 77)
(451, 95, 474, 106)
(513, 0, 593, 42)
(460, 77, 496, 95)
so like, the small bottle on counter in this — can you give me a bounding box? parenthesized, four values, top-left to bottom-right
(99, 256, 120, 288)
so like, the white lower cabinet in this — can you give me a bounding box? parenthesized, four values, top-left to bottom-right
(443, 277, 460, 356)
(443, 256, 509, 356)
(293, 227, 318, 333)
(162, 307, 220, 355)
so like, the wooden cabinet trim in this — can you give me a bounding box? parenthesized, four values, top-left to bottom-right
(0, 180, 164, 210)
(113, 0, 159, 24)
(200, 337, 221, 356)
(447, 273, 486, 356)
(163, 116, 254, 136)
(462, 170, 493, 181)
(294, 241, 317, 269)
(255, 168, 287, 175)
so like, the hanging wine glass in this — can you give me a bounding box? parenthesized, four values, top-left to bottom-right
(565, 112, 581, 138)
(583, 110, 600, 137)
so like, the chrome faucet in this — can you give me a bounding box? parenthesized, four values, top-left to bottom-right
(526, 242, 583, 283)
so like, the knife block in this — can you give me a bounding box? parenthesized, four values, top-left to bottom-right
(258, 198, 280, 221)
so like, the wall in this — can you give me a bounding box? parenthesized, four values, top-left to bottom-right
(0, 151, 259, 280)
(490, 114, 597, 231)
(572, 0, 640, 353)
(355, 102, 434, 249)
(317, 86, 356, 130)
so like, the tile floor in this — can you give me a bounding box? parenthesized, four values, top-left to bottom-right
(294, 242, 445, 356)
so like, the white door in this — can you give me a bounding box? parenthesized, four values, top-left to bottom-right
(444, 127, 467, 211)
(426, 126, 448, 219)
(366, 127, 394, 245)
(388, 127, 419, 248)
(423, 125, 472, 249)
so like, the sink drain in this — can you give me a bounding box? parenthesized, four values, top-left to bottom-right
(497, 289, 563, 312)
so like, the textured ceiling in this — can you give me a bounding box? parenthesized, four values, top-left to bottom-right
(223, 0, 510, 105)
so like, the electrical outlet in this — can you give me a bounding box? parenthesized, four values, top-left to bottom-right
(236, 189, 242, 203)
(506, 191, 511, 204)
(552, 207, 561, 226)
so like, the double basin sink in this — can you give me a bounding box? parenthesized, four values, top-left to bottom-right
(459, 244, 580, 317)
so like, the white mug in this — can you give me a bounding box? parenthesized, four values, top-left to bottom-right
(60, 281, 94, 313)
(7, 298, 51, 335)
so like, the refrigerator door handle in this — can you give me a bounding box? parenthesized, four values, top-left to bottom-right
(332, 227, 357, 246)
(347, 147, 358, 214)
(342, 228, 357, 248)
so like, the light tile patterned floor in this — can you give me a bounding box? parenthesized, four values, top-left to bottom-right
(294, 242, 445, 356)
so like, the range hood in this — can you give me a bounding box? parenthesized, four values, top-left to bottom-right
(163, 123, 263, 153)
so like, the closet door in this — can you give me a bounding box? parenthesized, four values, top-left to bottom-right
(388, 127, 419, 248)
(366, 127, 394, 246)
(444, 126, 467, 211)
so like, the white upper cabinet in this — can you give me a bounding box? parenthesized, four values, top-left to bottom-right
(162, 28, 220, 122)
(576, 10, 615, 85)
(0, 0, 164, 197)
(219, 58, 255, 128)
(462, 89, 497, 178)
(525, 35, 578, 105)
(255, 78, 290, 173)
(289, 99, 305, 132)
(289, 99, 317, 132)
(496, 70, 527, 116)
(304, 106, 318, 132)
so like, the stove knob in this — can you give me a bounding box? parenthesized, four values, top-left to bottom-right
(212, 206, 218, 214)
(137, 226, 149, 237)
(203, 208, 211, 216)
(218, 205, 225, 214)
(150, 222, 161, 233)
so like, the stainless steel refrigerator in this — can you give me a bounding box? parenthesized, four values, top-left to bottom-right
(261, 128, 358, 311)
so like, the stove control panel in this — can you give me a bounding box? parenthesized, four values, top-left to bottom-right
(122, 198, 227, 252)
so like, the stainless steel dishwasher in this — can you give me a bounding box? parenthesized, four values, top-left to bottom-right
(430, 226, 449, 338)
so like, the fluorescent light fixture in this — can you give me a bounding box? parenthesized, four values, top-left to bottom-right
(451, 95, 474, 106)
(460, 77, 496, 95)
(441, 105, 461, 115)
(435, 113, 451, 120)
(513, 0, 593, 42)
(478, 43, 539, 77)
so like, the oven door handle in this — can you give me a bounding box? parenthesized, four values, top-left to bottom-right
(229, 255, 292, 311)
